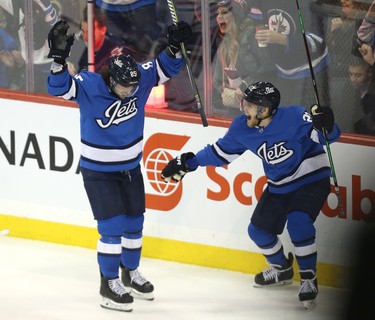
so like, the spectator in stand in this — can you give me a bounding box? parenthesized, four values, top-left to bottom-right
(0, 0, 62, 93)
(212, 0, 275, 117)
(77, 6, 146, 74)
(252, 0, 330, 107)
(323, 0, 370, 133)
(357, 0, 375, 55)
(354, 44, 375, 135)
(355, 0, 375, 137)
(95, 0, 162, 59)
(326, 0, 369, 77)
(0, 5, 24, 89)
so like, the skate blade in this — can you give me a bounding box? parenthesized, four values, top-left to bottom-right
(253, 279, 293, 288)
(302, 299, 317, 311)
(100, 297, 133, 312)
(127, 287, 154, 301)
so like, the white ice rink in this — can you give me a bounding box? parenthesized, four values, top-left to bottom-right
(0, 236, 346, 320)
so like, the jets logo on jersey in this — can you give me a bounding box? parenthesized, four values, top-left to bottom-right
(257, 141, 294, 165)
(96, 97, 138, 128)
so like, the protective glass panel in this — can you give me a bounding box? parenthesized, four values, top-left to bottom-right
(1, 0, 374, 137)
(209, 0, 375, 136)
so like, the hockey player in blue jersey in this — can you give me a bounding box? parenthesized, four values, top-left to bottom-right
(47, 19, 192, 312)
(161, 81, 340, 310)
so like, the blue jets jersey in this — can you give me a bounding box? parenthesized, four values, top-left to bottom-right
(47, 50, 183, 172)
(252, 0, 329, 80)
(195, 106, 341, 194)
(95, 0, 156, 12)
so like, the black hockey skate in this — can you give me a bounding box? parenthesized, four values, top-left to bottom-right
(253, 252, 294, 287)
(121, 267, 154, 300)
(100, 276, 133, 312)
(298, 270, 318, 310)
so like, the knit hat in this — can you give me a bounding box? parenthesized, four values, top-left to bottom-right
(217, 0, 248, 24)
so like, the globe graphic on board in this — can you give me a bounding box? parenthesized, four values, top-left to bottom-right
(144, 149, 180, 196)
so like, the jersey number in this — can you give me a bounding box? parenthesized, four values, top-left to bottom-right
(141, 61, 153, 70)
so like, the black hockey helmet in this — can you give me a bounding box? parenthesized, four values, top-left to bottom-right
(108, 54, 141, 87)
(242, 82, 280, 114)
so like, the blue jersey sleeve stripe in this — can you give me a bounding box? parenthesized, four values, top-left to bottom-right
(213, 143, 242, 163)
(211, 144, 231, 164)
(216, 142, 243, 155)
(155, 58, 171, 82)
(61, 77, 77, 100)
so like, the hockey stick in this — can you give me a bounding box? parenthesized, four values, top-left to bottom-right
(166, 0, 208, 127)
(295, 0, 345, 218)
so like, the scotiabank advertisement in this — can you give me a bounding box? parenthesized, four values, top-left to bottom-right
(0, 98, 374, 268)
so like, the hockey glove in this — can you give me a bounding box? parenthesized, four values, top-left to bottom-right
(310, 104, 334, 133)
(167, 21, 192, 56)
(161, 152, 197, 183)
(47, 20, 74, 65)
